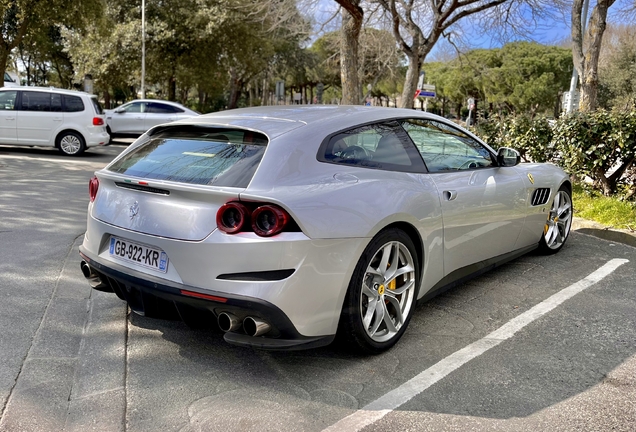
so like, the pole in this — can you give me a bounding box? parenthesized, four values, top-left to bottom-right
(141, 0, 146, 99)
(566, 0, 590, 113)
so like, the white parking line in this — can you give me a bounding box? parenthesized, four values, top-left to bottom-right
(323, 258, 629, 432)
(0, 154, 107, 168)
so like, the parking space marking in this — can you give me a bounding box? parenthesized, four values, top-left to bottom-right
(323, 258, 629, 432)
(0, 154, 107, 168)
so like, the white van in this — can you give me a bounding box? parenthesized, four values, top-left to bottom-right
(3, 73, 19, 87)
(0, 87, 110, 155)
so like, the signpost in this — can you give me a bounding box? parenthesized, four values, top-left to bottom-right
(466, 97, 475, 126)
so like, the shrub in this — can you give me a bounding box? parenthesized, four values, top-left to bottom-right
(475, 110, 636, 198)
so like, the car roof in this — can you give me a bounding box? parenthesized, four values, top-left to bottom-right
(173, 105, 450, 139)
(127, 99, 185, 106)
(2, 86, 95, 97)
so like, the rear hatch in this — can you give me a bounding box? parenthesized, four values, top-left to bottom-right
(92, 125, 268, 241)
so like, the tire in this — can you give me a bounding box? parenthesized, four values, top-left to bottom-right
(57, 131, 86, 156)
(338, 228, 419, 354)
(538, 185, 572, 255)
(106, 126, 113, 144)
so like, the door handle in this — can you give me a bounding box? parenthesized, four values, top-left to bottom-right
(5, 117, 15, 120)
(53, 117, 63, 121)
(443, 190, 457, 201)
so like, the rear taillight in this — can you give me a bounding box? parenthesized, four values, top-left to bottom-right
(216, 202, 293, 237)
(89, 176, 99, 202)
(216, 202, 251, 234)
(251, 205, 289, 237)
(93, 117, 104, 126)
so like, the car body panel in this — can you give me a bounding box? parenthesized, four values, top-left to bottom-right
(105, 99, 199, 135)
(81, 105, 571, 347)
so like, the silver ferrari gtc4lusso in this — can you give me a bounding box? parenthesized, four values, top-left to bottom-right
(79, 106, 572, 353)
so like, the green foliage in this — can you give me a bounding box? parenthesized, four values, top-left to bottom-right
(475, 111, 636, 198)
(572, 184, 636, 229)
(423, 42, 572, 116)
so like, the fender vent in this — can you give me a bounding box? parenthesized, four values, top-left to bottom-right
(531, 188, 550, 206)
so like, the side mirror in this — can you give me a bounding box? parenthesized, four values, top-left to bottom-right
(497, 147, 520, 167)
(114, 107, 125, 114)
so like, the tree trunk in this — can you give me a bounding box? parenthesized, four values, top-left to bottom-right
(572, 0, 616, 112)
(400, 53, 421, 108)
(104, 90, 111, 109)
(168, 76, 176, 101)
(339, 3, 363, 105)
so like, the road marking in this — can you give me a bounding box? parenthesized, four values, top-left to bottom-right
(0, 154, 107, 168)
(323, 258, 629, 432)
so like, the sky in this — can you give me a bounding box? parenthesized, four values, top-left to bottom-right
(304, 0, 634, 60)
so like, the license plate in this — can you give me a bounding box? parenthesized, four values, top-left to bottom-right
(109, 236, 169, 273)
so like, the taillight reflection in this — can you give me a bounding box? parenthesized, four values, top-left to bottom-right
(89, 176, 99, 202)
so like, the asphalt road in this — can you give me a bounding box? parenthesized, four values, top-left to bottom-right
(0, 143, 634, 432)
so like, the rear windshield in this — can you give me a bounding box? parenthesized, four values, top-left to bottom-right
(107, 126, 268, 188)
(91, 97, 104, 114)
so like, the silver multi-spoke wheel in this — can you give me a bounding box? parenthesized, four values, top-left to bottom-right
(58, 132, 85, 156)
(543, 188, 572, 251)
(340, 228, 419, 353)
(360, 240, 416, 343)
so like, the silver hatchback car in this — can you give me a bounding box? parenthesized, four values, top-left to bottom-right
(79, 106, 572, 353)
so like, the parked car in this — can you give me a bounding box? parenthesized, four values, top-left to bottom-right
(0, 87, 109, 155)
(3, 73, 19, 87)
(79, 106, 572, 353)
(104, 99, 199, 139)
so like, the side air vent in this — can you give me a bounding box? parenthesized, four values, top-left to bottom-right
(115, 182, 170, 195)
(531, 188, 550, 206)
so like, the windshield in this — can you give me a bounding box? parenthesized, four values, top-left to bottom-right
(107, 127, 268, 188)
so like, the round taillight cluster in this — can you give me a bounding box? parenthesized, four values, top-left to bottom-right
(217, 202, 292, 237)
(216, 202, 251, 234)
(89, 176, 99, 202)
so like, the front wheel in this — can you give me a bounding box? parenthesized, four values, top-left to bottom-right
(57, 131, 86, 156)
(338, 228, 419, 354)
(538, 185, 572, 254)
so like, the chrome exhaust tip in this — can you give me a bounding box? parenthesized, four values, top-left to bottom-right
(218, 312, 241, 332)
(80, 260, 95, 279)
(80, 261, 113, 293)
(243, 316, 271, 337)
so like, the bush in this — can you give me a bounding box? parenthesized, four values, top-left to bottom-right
(475, 110, 636, 198)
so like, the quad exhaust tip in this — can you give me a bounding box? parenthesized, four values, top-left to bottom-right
(243, 316, 271, 337)
(218, 312, 241, 333)
(80, 260, 113, 293)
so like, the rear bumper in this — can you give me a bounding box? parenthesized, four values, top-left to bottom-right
(79, 246, 334, 350)
(85, 127, 110, 147)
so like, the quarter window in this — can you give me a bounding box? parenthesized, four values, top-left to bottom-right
(401, 119, 494, 172)
(147, 102, 183, 114)
(63, 95, 85, 112)
(319, 121, 426, 172)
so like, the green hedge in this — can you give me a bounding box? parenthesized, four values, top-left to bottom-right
(475, 111, 636, 198)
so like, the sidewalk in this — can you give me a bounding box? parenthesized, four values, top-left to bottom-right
(571, 217, 636, 248)
(0, 237, 127, 432)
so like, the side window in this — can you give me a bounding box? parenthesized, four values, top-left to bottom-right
(401, 119, 494, 172)
(0, 91, 17, 110)
(63, 95, 85, 112)
(21, 92, 51, 111)
(147, 102, 182, 114)
(122, 102, 144, 113)
(319, 121, 426, 172)
(51, 94, 63, 112)
(4, 73, 14, 83)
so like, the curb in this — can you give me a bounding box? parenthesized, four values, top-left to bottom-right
(571, 217, 636, 248)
